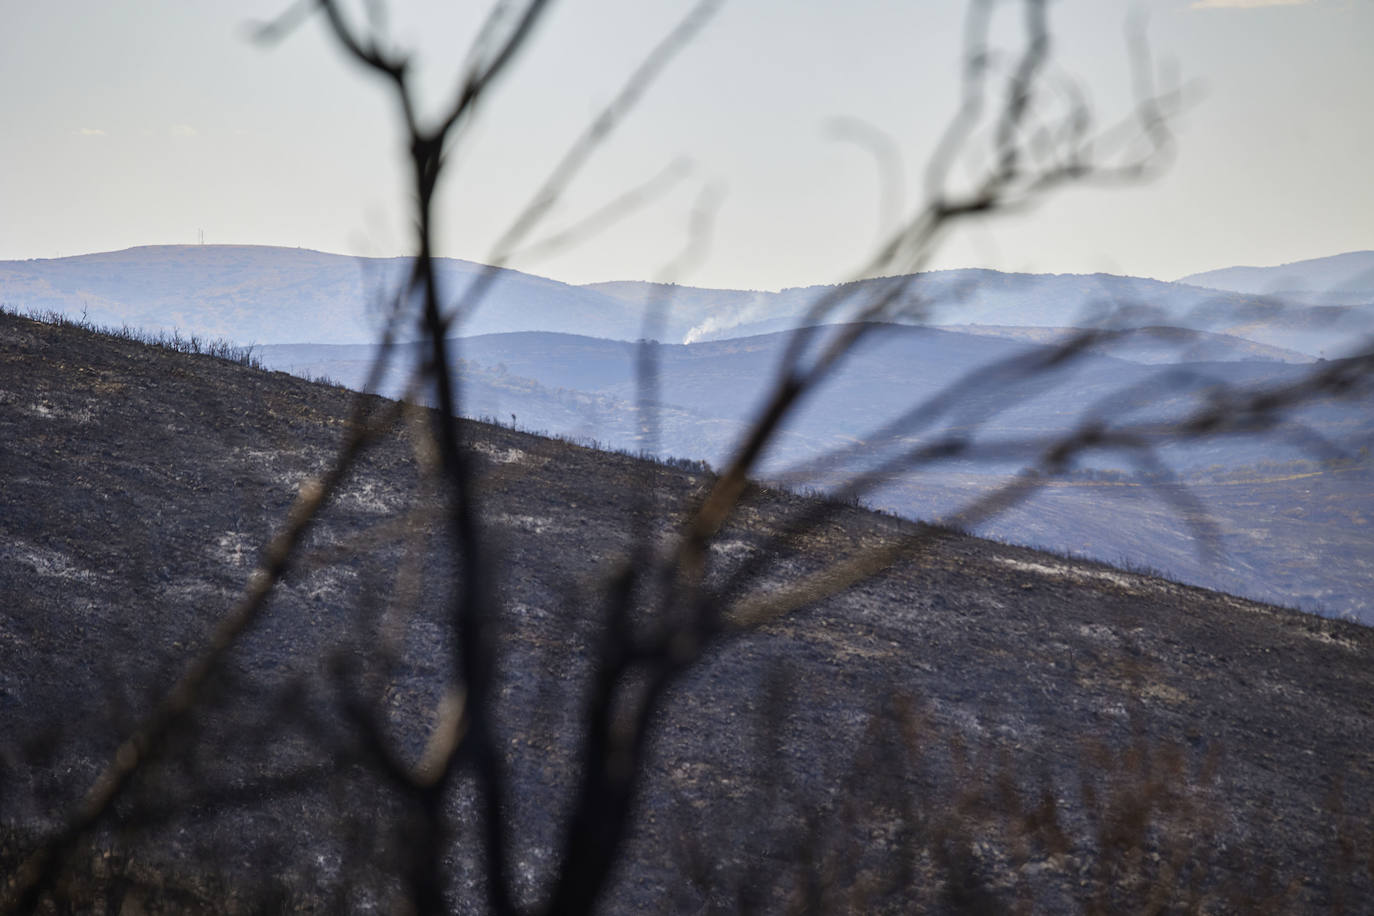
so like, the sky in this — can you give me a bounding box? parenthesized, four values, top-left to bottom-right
(1, 0, 1371, 290)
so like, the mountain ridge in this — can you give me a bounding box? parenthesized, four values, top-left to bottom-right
(6, 245, 1373, 355)
(1178, 250, 1374, 298)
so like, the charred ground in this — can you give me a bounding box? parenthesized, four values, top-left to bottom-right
(2, 311, 1372, 912)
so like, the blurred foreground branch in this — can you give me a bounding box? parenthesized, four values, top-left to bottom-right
(6, 1, 1372, 914)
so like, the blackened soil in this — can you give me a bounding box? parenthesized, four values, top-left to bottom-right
(2, 311, 1372, 913)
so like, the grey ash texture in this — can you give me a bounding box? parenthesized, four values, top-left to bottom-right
(2, 311, 1372, 912)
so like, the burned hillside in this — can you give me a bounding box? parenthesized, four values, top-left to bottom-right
(2, 311, 1373, 913)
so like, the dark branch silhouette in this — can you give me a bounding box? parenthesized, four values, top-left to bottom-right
(4, 1, 1372, 914)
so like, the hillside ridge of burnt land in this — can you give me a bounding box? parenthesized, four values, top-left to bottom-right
(2, 310, 1372, 912)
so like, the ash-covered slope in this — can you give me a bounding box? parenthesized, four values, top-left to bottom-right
(2, 312, 1373, 913)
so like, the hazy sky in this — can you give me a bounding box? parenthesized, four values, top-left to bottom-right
(2, 0, 1371, 289)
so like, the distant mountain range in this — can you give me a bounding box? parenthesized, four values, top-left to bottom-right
(0, 246, 642, 345)
(1179, 250, 1374, 302)
(592, 270, 1374, 356)
(7, 244, 1372, 618)
(258, 325, 1366, 477)
(4, 245, 1373, 356)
